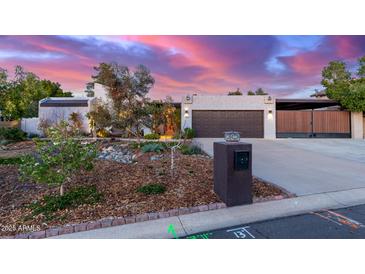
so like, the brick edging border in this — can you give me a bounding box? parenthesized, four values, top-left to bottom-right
(6, 202, 227, 239)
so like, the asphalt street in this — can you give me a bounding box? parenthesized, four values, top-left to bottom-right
(183, 204, 365, 239)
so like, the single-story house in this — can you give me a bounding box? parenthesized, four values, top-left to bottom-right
(38, 97, 94, 133)
(181, 94, 364, 139)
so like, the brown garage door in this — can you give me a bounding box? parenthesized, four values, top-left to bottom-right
(192, 110, 264, 138)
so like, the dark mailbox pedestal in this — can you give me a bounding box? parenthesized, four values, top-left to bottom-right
(213, 142, 252, 207)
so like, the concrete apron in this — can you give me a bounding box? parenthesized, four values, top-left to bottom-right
(53, 187, 365, 239)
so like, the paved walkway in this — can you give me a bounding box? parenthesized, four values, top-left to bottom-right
(53, 187, 365, 238)
(194, 138, 365, 196)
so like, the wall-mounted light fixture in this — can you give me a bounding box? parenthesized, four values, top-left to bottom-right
(184, 107, 189, 118)
(267, 110, 273, 120)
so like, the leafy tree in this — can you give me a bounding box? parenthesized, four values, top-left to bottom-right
(247, 90, 255, 95)
(228, 88, 243, 95)
(357, 56, 365, 78)
(0, 65, 72, 120)
(19, 121, 97, 196)
(86, 98, 112, 136)
(321, 56, 365, 111)
(91, 63, 155, 140)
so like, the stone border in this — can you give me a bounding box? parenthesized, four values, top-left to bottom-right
(6, 202, 226, 239)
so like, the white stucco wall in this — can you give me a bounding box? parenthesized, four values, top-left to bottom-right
(93, 83, 110, 103)
(21, 118, 41, 136)
(181, 95, 276, 139)
(351, 112, 364, 139)
(38, 99, 92, 134)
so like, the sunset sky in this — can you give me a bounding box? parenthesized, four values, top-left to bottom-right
(1, 35, 365, 100)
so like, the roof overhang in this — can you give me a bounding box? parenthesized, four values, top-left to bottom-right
(276, 99, 340, 110)
(39, 98, 89, 107)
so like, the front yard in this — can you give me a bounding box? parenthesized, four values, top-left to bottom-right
(0, 140, 288, 237)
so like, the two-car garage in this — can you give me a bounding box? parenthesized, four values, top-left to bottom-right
(192, 110, 264, 138)
(181, 95, 362, 139)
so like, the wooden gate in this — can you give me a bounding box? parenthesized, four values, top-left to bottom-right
(276, 110, 351, 138)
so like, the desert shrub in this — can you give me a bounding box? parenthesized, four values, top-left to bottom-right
(179, 144, 203, 155)
(144, 133, 160, 140)
(137, 183, 166, 195)
(141, 143, 165, 153)
(0, 127, 27, 141)
(28, 185, 103, 220)
(0, 157, 23, 165)
(183, 128, 195, 139)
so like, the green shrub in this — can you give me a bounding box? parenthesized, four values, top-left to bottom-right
(28, 185, 103, 220)
(137, 183, 166, 195)
(0, 157, 23, 165)
(179, 144, 202, 155)
(0, 127, 27, 141)
(183, 128, 195, 139)
(144, 133, 160, 140)
(141, 143, 165, 153)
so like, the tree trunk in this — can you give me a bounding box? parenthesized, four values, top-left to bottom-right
(60, 184, 64, 196)
(170, 147, 175, 178)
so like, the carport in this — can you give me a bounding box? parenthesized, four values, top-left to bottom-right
(276, 99, 351, 138)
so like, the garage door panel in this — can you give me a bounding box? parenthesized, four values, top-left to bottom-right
(192, 110, 264, 138)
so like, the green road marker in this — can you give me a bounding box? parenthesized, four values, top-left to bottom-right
(167, 224, 179, 239)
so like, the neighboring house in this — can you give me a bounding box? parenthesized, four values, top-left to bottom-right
(181, 94, 364, 139)
(38, 97, 94, 134)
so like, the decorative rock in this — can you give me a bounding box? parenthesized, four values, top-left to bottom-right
(136, 213, 149, 222)
(167, 209, 179, 216)
(45, 228, 60, 237)
(150, 155, 164, 161)
(112, 217, 126, 226)
(157, 211, 170, 218)
(29, 230, 46, 239)
(87, 221, 101, 231)
(208, 203, 218, 210)
(189, 206, 200, 213)
(178, 207, 190, 215)
(74, 223, 88, 232)
(148, 212, 159, 220)
(15, 233, 30, 239)
(125, 216, 136, 224)
(216, 203, 227, 209)
(100, 217, 114, 228)
(58, 225, 74, 235)
(98, 145, 136, 164)
(198, 205, 209, 212)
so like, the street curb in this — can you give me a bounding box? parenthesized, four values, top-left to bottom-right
(7, 202, 226, 239)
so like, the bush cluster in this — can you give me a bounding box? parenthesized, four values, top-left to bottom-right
(28, 185, 103, 220)
(137, 183, 166, 195)
(144, 133, 160, 140)
(0, 157, 23, 165)
(141, 143, 165, 153)
(183, 128, 195, 139)
(0, 127, 27, 142)
(179, 144, 202, 155)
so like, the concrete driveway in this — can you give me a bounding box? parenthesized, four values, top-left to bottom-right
(194, 138, 365, 196)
